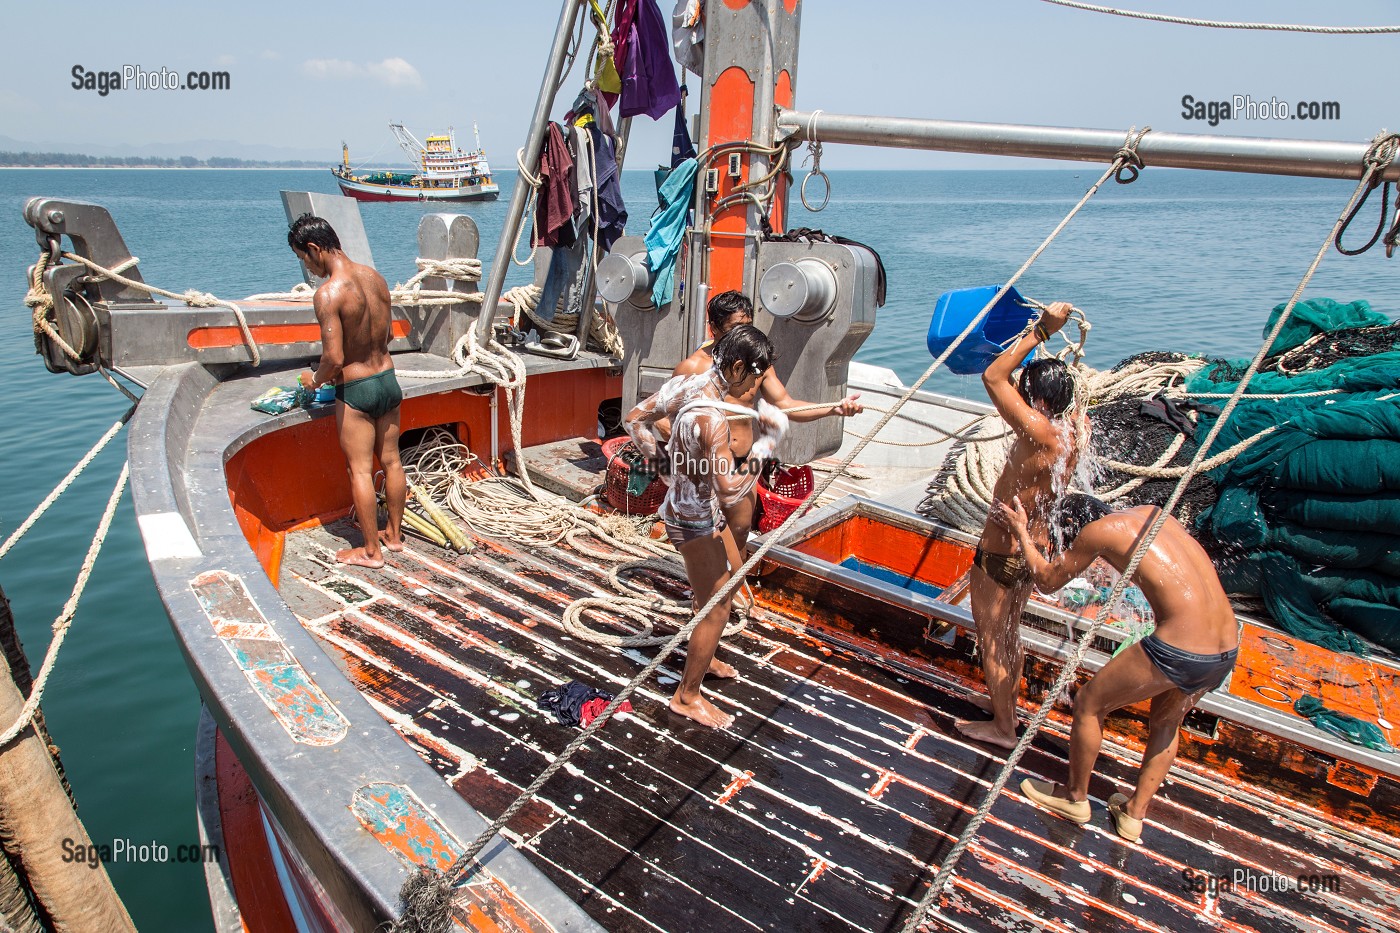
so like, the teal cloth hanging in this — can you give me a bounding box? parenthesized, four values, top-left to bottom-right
(644, 157, 698, 306)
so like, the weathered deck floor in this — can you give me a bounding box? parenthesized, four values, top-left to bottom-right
(279, 520, 1399, 933)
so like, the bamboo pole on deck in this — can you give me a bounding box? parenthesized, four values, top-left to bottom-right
(0, 584, 134, 932)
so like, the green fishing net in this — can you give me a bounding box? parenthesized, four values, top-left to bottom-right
(1187, 298, 1400, 655)
(1293, 694, 1396, 754)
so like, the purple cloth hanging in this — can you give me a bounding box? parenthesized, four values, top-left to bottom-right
(619, 0, 681, 120)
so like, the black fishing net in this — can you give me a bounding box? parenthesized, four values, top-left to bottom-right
(1087, 398, 1220, 533)
(1110, 350, 1200, 372)
(1274, 322, 1400, 374)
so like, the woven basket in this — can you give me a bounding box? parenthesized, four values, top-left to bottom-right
(757, 464, 815, 533)
(601, 436, 666, 515)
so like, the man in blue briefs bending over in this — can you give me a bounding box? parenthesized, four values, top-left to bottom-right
(1000, 493, 1238, 844)
(290, 213, 406, 569)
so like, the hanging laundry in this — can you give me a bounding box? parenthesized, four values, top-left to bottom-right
(571, 86, 617, 153)
(588, 0, 623, 94)
(671, 85, 697, 168)
(614, 0, 681, 120)
(536, 243, 587, 324)
(644, 156, 698, 306)
(534, 122, 577, 249)
(671, 0, 704, 77)
(589, 124, 628, 252)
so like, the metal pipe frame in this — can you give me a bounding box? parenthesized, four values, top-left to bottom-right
(475, 0, 585, 343)
(779, 110, 1400, 181)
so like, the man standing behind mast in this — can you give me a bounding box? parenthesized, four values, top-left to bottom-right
(289, 213, 406, 569)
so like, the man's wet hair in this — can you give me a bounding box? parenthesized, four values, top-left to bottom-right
(287, 214, 342, 254)
(1053, 493, 1113, 552)
(707, 290, 754, 333)
(712, 324, 774, 379)
(1019, 358, 1075, 417)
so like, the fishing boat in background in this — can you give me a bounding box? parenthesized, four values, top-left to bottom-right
(333, 123, 499, 202)
(17, 0, 1400, 930)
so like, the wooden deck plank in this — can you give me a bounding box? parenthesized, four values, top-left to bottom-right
(282, 525, 1396, 933)
(302, 550, 1179, 931)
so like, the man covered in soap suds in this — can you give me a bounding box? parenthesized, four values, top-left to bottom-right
(957, 301, 1085, 749)
(625, 326, 778, 729)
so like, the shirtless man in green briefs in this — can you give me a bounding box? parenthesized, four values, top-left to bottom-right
(956, 301, 1080, 750)
(1000, 493, 1238, 844)
(290, 213, 406, 569)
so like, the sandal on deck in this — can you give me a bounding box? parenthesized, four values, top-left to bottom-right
(1020, 778, 1091, 824)
(1108, 792, 1143, 842)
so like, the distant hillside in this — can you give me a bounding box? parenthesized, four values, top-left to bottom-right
(0, 150, 326, 168)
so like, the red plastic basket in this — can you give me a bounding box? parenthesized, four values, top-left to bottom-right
(601, 436, 666, 515)
(757, 464, 815, 533)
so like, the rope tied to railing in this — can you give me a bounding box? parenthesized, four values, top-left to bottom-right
(385, 126, 1154, 933)
(1113, 125, 1151, 184)
(1335, 131, 1400, 257)
(899, 127, 1400, 933)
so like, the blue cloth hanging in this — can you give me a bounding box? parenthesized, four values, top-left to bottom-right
(644, 157, 698, 306)
(671, 86, 696, 167)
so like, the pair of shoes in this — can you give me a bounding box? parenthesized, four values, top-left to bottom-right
(1020, 778, 1090, 824)
(1108, 793, 1143, 842)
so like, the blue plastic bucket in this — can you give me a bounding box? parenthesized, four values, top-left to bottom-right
(926, 285, 1037, 375)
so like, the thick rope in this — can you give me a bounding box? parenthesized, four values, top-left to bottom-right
(55, 252, 262, 365)
(0, 462, 129, 748)
(902, 129, 1400, 931)
(25, 250, 81, 361)
(0, 408, 134, 562)
(1041, 0, 1400, 34)
(562, 559, 747, 648)
(395, 141, 1142, 927)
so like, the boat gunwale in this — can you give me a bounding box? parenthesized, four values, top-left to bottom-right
(126, 353, 611, 931)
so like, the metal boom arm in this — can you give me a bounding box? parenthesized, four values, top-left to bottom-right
(780, 110, 1400, 182)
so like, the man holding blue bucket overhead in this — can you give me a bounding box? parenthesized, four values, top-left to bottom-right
(956, 301, 1081, 750)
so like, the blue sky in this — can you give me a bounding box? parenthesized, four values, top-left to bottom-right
(2, 1, 1396, 169)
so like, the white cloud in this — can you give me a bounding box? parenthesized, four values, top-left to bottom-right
(302, 58, 361, 81)
(301, 57, 422, 87)
(366, 58, 423, 88)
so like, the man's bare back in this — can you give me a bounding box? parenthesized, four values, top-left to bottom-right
(1055, 505, 1236, 654)
(315, 260, 393, 382)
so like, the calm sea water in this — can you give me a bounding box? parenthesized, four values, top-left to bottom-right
(0, 167, 1395, 930)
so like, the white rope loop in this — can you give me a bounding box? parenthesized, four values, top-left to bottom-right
(903, 129, 1400, 931)
(0, 462, 130, 748)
